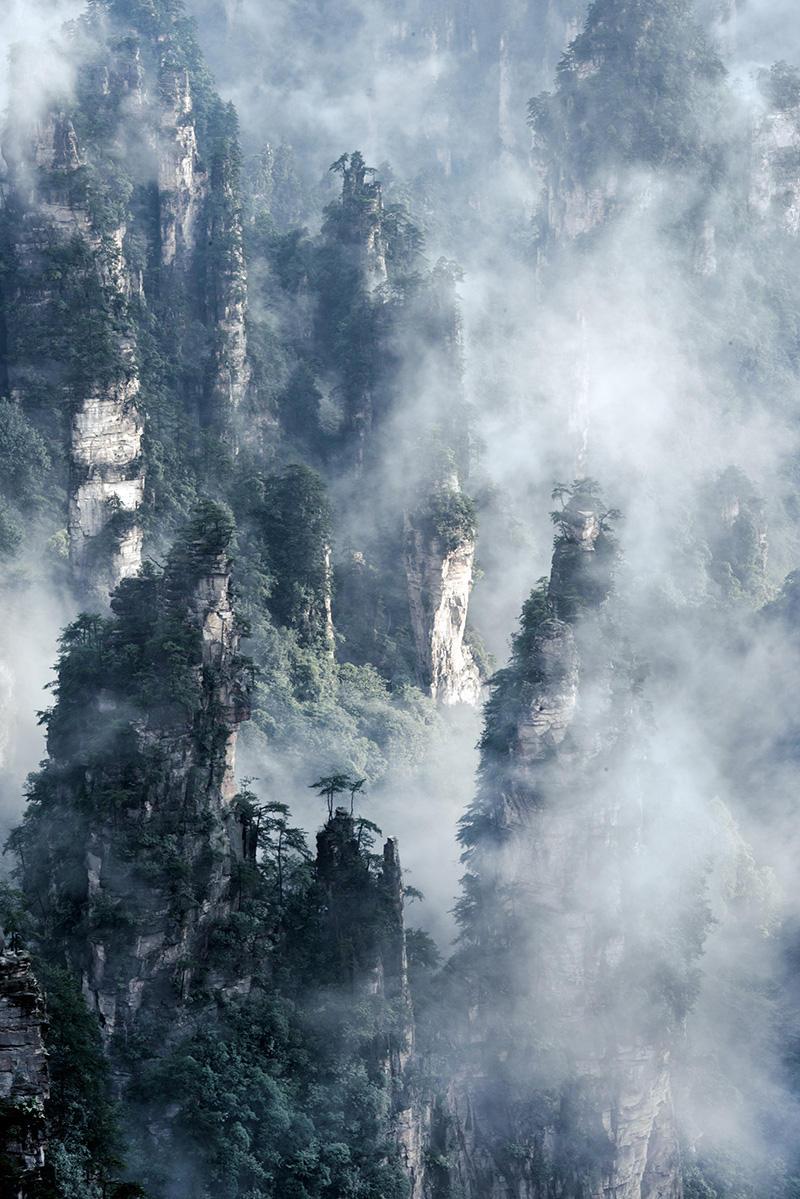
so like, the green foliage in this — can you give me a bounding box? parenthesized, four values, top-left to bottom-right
(309, 772, 366, 819)
(529, 0, 727, 180)
(758, 62, 800, 112)
(126, 990, 410, 1199)
(427, 489, 477, 554)
(0, 399, 51, 509)
(696, 468, 767, 603)
(246, 140, 306, 230)
(548, 479, 620, 620)
(259, 465, 333, 643)
(27, 961, 139, 1198)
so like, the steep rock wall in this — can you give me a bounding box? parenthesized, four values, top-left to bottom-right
(0, 19, 253, 597)
(315, 813, 426, 1190)
(0, 953, 49, 1194)
(403, 503, 480, 706)
(433, 499, 684, 1199)
(159, 65, 250, 415)
(79, 547, 249, 1044)
(2, 93, 145, 597)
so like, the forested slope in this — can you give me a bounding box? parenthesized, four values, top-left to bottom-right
(1, 1, 800, 1197)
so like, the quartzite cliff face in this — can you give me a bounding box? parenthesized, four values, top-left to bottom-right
(432, 493, 686, 1199)
(0, 18, 250, 599)
(403, 487, 481, 706)
(2, 66, 145, 596)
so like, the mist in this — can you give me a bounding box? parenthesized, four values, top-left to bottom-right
(1, 0, 800, 1194)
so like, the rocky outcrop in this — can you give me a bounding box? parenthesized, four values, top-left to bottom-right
(403, 493, 481, 706)
(434, 494, 685, 1199)
(1, 96, 145, 597)
(0, 954, 49, 1195)
(1, 20, 254, 596)
(158, 66, 207, 277)
(157, 65, 249, 415)
(77, 542, 249, 1044)
(315, 812, 424, 1192)
(68, 382, 145, 594)
(338, 151, 388, 293)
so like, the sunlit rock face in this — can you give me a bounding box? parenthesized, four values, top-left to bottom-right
(68, 384, 145, 594)
(403, 506, 480, 706)
(0, 953, 50, 1187)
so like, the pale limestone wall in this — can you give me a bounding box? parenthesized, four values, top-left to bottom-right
(403, 508, 480, 706)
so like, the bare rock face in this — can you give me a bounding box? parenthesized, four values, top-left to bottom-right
(0, 953, 50, 1191)
(68, 382, 145, 594)
(2, 95, 145, 598)
(432, 499, 684, 1199)
(403, 502, 480, 706)
(158, 66, 207, 275)
(750, 102, 800, 235)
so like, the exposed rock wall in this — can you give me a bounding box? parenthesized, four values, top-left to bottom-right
(2, 97, 145, 598)
(403, 501, 480, 706)
(158, 66, 207, 276)
(158, 65, 250, 416)
(68, 383, 145, 594)
(0, 953, 49, 1194)
(0, 21, 252, 596)
(431, 500, 684, 1199)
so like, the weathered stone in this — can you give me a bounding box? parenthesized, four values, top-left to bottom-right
(0, 954, 49, 1190)
(403, 497, 481, 706)
(431, 499, 683, 1199)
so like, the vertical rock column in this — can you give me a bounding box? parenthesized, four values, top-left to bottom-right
(438, 494, 685, 1199)
(0, 953, 49, 1195)
(74, 539, 250, 1043)
(3, 96, 146, 597)
(68, 380, 145, 594)
(403, 486, 480, 706)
